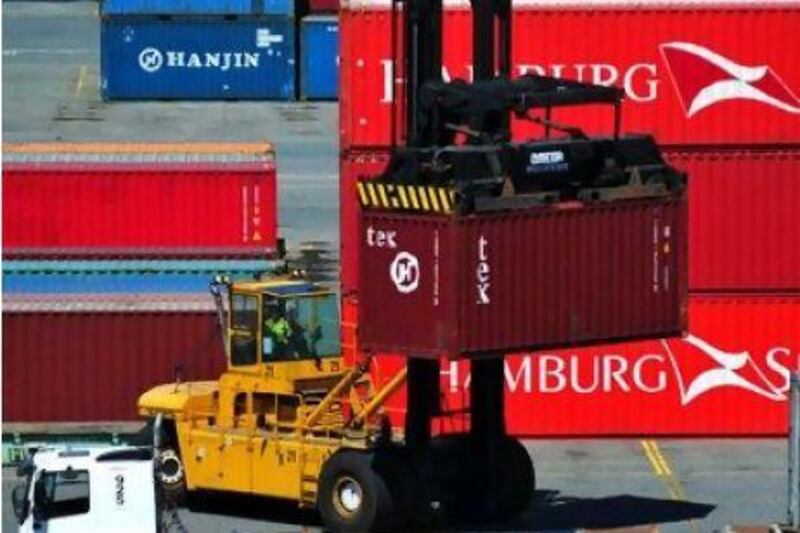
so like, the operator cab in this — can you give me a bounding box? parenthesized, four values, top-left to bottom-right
(215, 277, 342, 374)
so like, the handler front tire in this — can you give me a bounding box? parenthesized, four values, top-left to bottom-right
(318, 450, 396, 532)
(155, 448, 186, 505)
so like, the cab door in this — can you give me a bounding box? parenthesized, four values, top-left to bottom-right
(216, 392, 253, 492)
(229, 293, 261, 367)
(250, 393, 302, 500)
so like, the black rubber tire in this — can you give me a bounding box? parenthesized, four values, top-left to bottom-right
(318, 450, 396, 532)
(430, 434, 486, 523)
(431, 435, 535, 523)
(497, 438, 535, 518)
(156, 448, 187, 506)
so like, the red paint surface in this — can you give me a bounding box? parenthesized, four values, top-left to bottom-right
(665, 149, 800, 291)
(308, 0, 339, 11)
(341, 148, 800, 295)
(348, 294, 800, 436)
(3, 163, 277, 257)
(340, 150, 392, 294)
(340, 6, 800, 148)
(3, 311, 225, 422)
(359, 197, 688, 357)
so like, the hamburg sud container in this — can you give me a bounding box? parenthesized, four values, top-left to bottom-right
(339, 0, 800, 148)
(2, 143, 278, 258)
(665, 149, 800, 292)
(344, 293, 800, 436)
(300, 15, 339, 100)
(3, 297, 224, 422)
(340, 150, 391, 293)
(358, 196, 688, 357)
(342, 148, 800, 295)
(101, 17, 295, 100)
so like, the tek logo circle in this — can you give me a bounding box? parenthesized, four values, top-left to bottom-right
(390, 252, 420, 294)
(138, 47, 163, 73)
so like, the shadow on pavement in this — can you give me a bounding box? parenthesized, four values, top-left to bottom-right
(185, 491, 322, 527)
(500, 489, 716, 531)
(184, 488, 715, 531)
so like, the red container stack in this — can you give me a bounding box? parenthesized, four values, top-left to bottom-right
(340, 0, 800, 149)
(339, 0, 800, 435)
(3, 142, 280, 426)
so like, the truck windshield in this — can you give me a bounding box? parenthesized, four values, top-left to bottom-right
(39, 469, 90, 519)
(263, 293, 340, 361)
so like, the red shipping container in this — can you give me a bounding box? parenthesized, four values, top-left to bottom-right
(359, 196, 688, 357)
(3, 299, 225, 422)
(666, 149, 800, 291)
(340, 1, 800, 148)
(308, 0, 339, 11)
(342, 148, 800, 295)
(354, 294, 800, 436)
(3, 143, 278, 258)
(340, 150, 391, 294)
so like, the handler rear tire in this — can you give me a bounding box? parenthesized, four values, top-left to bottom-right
(318, 450, 396, 532)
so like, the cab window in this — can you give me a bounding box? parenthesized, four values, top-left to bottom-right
(231, 294, 259, 331)
(230, 294, 259, 366)
(262, 293, 340, 362)
(39, 469, 90, 519)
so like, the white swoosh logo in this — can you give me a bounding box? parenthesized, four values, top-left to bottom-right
(661, 41, 800, 117)
(663, 333, 786, 406)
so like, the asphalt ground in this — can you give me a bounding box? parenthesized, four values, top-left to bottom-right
(1, 2, 792, 532)
(1, 439, 787, 532)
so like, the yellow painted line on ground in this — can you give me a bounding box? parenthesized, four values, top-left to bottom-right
(641, 440, 701, 533)
(74, 65, 87, 98)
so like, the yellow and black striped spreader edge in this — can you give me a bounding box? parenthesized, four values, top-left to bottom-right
(357, 181, 457, 214)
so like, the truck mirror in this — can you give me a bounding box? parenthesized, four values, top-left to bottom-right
(17, 457, 34, 478)
(11, 484, 29, 523)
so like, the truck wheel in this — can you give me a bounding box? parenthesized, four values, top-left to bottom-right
(318, 450, 395, 532)
(497, 438, 535, 518)
(156, 448, 186, 505)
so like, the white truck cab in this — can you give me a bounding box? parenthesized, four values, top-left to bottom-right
(11, 446, 159, 533)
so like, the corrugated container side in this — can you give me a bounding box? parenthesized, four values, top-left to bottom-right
(3, 271, 263, 294)
(101, 0, 294, 16)
(3, 259, 279, 273)
(665, 149, 800, 292)
(3, 311, 225, 422)
(351, 294, 800, 436)
(342, 148, 800, 295)
(101, 17, 296, 100)
(340, 5, 800, 148)
(3, 163, 277, 258)
(340, 150, 391, 294)
(300, 16, 340, 100)
(3, 141, 275, 161)
(359, 197, 688, 357)
(308, 0, 340, 12)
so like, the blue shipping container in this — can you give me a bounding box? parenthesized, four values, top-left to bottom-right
(102, 0, 293, 16)
(300, 15, 338, 100)
(3, 259, 281, 294)
(101, 17, 295, 100)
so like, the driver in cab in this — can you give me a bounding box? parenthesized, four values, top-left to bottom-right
(263, 301, 293, 360)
